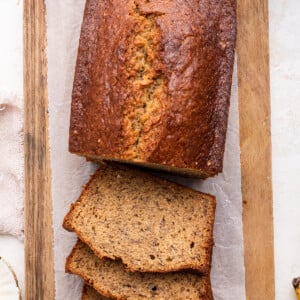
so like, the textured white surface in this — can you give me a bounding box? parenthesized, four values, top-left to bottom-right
(46, 1, 246, 299)
(0, 1, 24, 239)
(0, 1, 24, 299)
(0, 0, 23, 95)
(269, 1, 300, 299)
(0, 93, 24, 239)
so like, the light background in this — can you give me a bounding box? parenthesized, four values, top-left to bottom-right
(0, 0, 24, 298)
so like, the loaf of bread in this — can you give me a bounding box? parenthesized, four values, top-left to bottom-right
(82, 285, 109, 300)
(69, 0, 236, 178)
(63, 163, 216, 273)
(67, 240, 213, 300)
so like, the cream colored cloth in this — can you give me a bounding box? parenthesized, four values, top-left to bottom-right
(0, 92, 24, 240)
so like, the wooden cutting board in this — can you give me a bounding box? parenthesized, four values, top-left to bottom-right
(237, 1, 275, 299)
(23, 0, 275, 299)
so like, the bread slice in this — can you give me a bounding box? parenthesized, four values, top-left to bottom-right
(67, 240, 213, 300)
(82, 284, 110, 300)
(63, 163, 216, 273)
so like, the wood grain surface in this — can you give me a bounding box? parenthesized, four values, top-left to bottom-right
(237, 0, 275, 299)
(23, 0, 274, 299)
(24, 0, 55, 299)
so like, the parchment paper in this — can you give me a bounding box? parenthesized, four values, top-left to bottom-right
(46, 1, 246, 299)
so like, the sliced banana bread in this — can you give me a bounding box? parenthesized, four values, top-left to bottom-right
(67, 240, 213, 300)
(63, 163, 216, 273)
(82, 284, 110, 300)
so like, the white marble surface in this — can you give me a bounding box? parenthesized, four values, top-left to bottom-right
(270, 1, 300, 298)
(0, 0, 23, 95)
(0, 1, 299, 299)
(0, 1, 24, 298)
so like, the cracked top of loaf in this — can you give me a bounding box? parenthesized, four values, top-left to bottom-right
(69, 0, 236, 178)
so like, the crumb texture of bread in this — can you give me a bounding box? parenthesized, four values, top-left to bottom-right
(63, 163, 216, 273)
(69, 0, 237, 178)
(82, 284, 110, 300)
(122, 2, 166, 159)
(68, 241, 213, 300)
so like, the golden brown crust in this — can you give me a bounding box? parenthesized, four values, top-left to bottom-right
(69, 0, 236, 178)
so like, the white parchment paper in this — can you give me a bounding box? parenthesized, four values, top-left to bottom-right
(46, 1, 246, 299)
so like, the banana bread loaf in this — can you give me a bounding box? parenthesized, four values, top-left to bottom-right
(63, 163, 216, 273)
(69, 0, 236, 178)
(67, 240, 213, 300)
